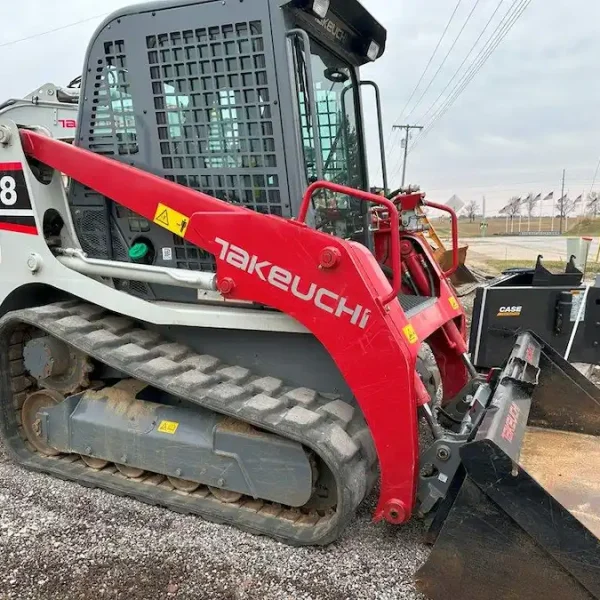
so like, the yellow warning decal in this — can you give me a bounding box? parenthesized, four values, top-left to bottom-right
(449, 296, 459, 310)
(403, 324, 418, 345)
(157, 420, 179, 435)
(153, 203, 190, 237)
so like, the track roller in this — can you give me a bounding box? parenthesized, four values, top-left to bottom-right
(168, 477, 200, 493)
(209, 487, 243, 503)
(115, 464, 146, 478)
(80, 456, 109, 470)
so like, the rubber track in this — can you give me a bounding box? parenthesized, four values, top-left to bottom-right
(0, 300, 378, 546)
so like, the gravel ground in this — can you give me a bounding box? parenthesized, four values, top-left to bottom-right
(0, 438, 430, 600)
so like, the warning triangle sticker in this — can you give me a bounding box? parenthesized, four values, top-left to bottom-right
(156, 209, 169, 227)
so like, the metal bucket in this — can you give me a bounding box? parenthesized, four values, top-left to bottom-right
(416, 332, 600, 600)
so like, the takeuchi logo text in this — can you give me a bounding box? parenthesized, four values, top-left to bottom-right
(215, 238, 371, 329)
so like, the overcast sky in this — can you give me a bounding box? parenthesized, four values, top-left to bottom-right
(2, 0, 598, 214)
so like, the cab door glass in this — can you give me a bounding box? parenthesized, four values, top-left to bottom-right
(292, 38, 367, 240)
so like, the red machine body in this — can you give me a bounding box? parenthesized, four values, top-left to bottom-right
(21, 130, 469, 524)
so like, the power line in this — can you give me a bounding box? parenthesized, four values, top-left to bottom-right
(0, 13, 108, 49)
(415, 0, 505, 127)
(588, 156, 600, 195)
(395, 1, 463, 126)
(419, 172, 600, 194)
(389, 0, 484, 180)
(409, 0, 532, 153)
(410, 0, 531, 152)
(402, 0, 483, 123)
(425, 179, 597, 193)
(410, 0, 527, 151)
(374, 1, 463, 185)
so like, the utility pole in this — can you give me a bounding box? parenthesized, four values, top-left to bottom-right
(559, 168, 566, 234)
(393, 124, 424, 187)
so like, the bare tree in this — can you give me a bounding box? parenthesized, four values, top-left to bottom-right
(556, 195, 577, 234)
(587, 192, 600, 217)
(524, 192, 540, 218)
(521, 192, 541, 231)
(465, 200, 479, 222)
(505, 197, 521, 218)
(500, 197, 521, 233)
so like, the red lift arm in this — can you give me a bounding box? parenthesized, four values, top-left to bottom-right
(20, 129, 468, 524)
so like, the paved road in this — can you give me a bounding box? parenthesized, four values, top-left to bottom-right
(461, 235, 599, 264)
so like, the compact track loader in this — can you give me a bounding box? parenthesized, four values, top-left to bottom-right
(0, 81, 79, 143)
(0, 1, 598, 598)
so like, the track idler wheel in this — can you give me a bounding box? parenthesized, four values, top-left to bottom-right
(21, 389, 64, 457)
(23, 336, 93, 394)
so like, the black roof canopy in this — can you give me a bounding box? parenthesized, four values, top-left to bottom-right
(281, 0, 387, 66)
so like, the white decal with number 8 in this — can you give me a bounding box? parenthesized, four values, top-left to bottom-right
(0, 176, 17, 206)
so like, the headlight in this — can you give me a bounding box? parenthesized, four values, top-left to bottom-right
(311, 0, 330, 18)
(367, 40, 380, 62)
(294, 0, 330, 19)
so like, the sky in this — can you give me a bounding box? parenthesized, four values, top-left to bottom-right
(2, 0, 599, 215)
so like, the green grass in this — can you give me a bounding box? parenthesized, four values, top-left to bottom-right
(564, 218, 600, 236)
(482, 259, 600, 275)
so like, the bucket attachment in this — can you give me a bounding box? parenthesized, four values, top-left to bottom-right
(435, 245, 478, 286)
(416, 331, 600, 600)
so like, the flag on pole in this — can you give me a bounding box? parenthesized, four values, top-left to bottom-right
(533, 193, 542, 202)
(573, 194, 583, 205)
(538, 192, 545, 230)
(543, 192, 553, 201)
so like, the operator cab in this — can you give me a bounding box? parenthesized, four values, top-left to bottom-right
(68, 0, 387, 304)
(282, 0, 387, 240)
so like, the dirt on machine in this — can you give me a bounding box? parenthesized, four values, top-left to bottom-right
(0, 1, 597, 599)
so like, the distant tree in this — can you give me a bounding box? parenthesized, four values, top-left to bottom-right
(556, 195, 577, 234)
(522, 192, 541, 231)
(587, 192, 600, 217)
(501, 197, 521, 233)
(524, 192, 540, 219)
(505, 197, 521, 219)
(465, 200, 479, 222)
